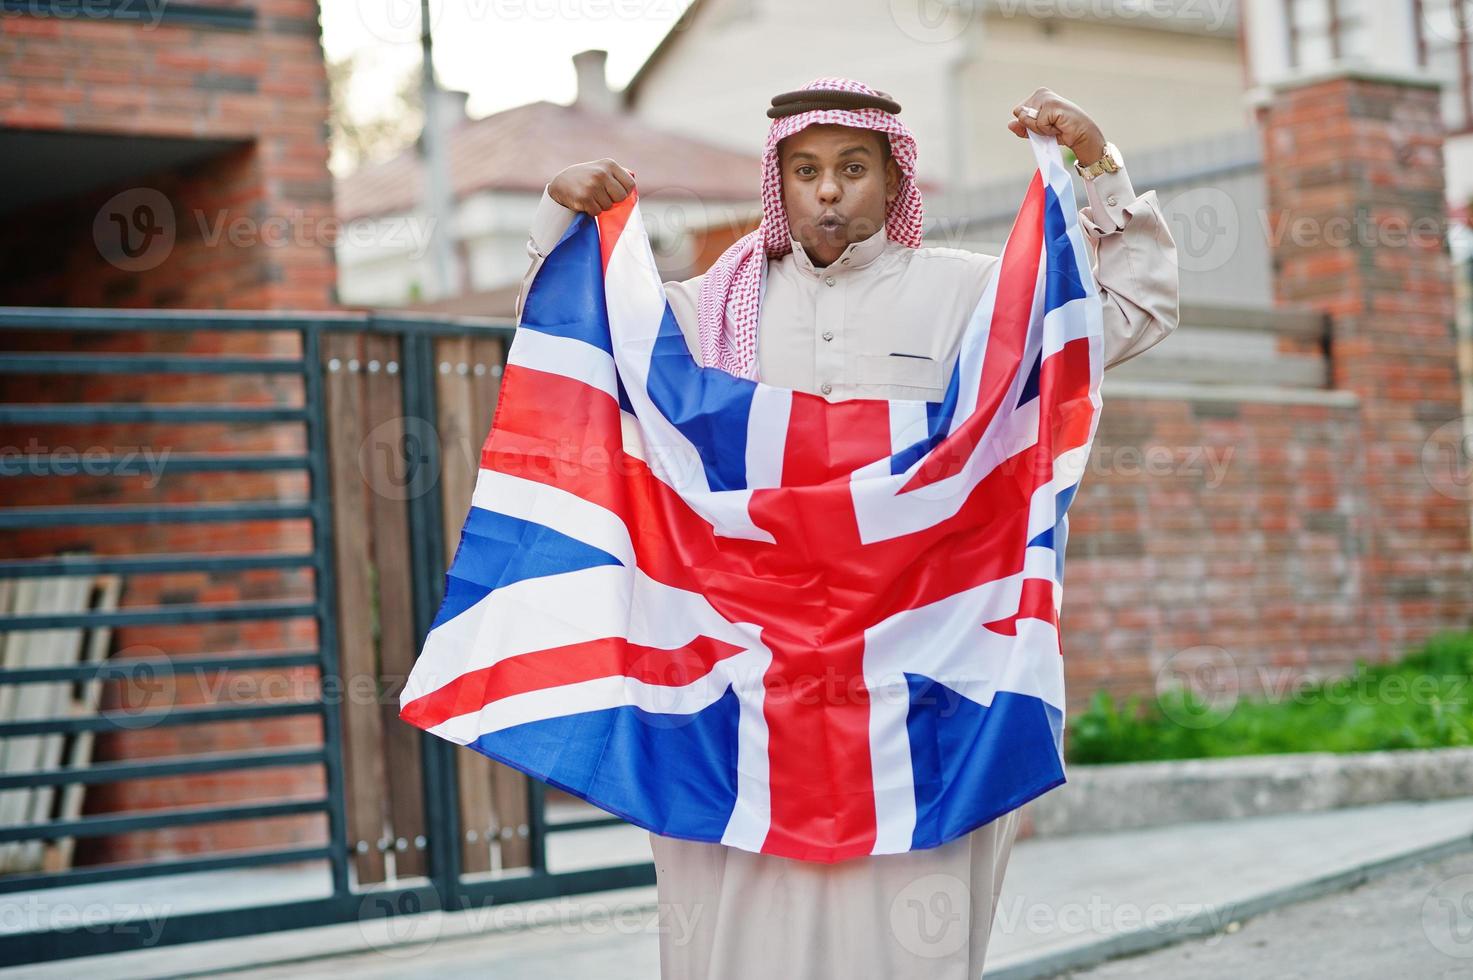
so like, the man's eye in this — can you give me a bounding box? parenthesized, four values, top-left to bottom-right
(846, 164, 865, 175)
(797, 166, 815, 177)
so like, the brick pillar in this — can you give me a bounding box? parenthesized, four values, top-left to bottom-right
(1261, 71, 1473, 657)
(0, 0, 340, 863)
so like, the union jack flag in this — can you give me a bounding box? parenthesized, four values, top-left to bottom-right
(399, 133, 1104, 863)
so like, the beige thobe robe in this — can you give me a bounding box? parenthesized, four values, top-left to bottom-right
(518, 160, 1179, 978)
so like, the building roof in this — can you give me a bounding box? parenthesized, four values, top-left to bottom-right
(623, 0, 709, 108)
(336, 99, 761, 222)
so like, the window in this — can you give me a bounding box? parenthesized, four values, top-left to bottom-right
(1284, 0, 1370, 69)
(1418, 0, 1473, 133)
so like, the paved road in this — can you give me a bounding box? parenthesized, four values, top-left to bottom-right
(1045, 847, 1473, 979)
(12, 800, 1472, 980)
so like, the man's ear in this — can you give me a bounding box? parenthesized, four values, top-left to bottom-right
(884, 156, 901, 205)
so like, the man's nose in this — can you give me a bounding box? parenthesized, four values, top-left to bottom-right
(817, 174, 841, 204)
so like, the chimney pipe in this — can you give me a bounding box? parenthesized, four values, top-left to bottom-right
(572, 49, 619, 114)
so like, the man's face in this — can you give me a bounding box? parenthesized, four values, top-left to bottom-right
(778, 123, 901, 268)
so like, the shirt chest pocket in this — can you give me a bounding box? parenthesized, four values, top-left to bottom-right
(855, 352, 945, 395)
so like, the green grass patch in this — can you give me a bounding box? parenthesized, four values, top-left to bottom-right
(1066, 630, 1473, 764)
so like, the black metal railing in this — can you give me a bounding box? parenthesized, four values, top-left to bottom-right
(0, 307, 652, 967)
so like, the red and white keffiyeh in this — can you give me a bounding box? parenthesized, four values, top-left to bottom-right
(695, 76, 926, 380)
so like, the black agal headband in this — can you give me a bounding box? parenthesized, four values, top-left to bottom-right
(766, 88, 902, 119)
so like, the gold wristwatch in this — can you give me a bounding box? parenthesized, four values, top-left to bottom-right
(1075, 141, 1123, 180)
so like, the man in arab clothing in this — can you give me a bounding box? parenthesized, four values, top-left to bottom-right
(515, 77, 1179, 979)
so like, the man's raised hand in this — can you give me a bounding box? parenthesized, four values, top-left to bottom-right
(548, 159, 636, 216)
(1007, 88, 1107, 167)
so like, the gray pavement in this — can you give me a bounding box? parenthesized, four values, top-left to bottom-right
(985, 797, 1473, 979)
(5, 797, 1472, 979)
(1043, 845, 1473, 978)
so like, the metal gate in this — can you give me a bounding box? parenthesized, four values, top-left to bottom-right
(0, 307, 654, 967)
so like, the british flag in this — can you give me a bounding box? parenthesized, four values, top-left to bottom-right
(399, 133, 1104, 863)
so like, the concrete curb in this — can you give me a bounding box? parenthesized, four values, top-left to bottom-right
(1027, 747, 1473, 837)
(986, 827, 1473, 980)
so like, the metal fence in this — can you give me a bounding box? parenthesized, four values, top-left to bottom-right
(0, 307, 654, 967)
(930, 128, 1275, 311)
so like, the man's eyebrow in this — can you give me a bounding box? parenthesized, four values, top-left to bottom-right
(787, 144, 876, 161)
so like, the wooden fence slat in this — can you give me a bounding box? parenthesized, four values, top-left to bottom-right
(23, 575, 94, 871)
(467, 335, 530, 870)
(323, 333, 389, 885)
(48, 574, 122, 872)
(0, 578, 23, 872)
(362, 333, 427, 879)
(0, 579, 44, 872)
(0, 576, 89, 873)
(434, 335, 498, 876)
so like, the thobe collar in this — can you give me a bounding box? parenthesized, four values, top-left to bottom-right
(786, 225, 889, 278)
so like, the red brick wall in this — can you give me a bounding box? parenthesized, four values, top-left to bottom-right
(1055, 73, 1473, 716)
(0, 4, 336, 309)
(1261, 74, 1473, 656)
(0, 1, 339, 865)
(1061, 393, 1378, 712)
